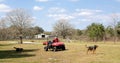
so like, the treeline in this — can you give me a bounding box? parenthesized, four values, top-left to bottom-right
(86, 22, 120, 42)
(52, 19, 120, 42)
(0, 25, 44, 40)
(0, 8, 120, 42)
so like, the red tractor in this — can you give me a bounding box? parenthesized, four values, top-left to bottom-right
(43, 39, 66, 51)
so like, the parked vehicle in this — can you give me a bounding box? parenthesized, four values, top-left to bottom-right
(43, 41, 66, 51)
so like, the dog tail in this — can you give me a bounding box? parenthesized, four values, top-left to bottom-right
(13, 47, 16, 49)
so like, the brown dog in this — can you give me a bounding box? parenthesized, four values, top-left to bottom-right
(85, 45, 98, 54)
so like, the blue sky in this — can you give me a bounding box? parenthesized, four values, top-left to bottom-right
(0, 0, 120, 31)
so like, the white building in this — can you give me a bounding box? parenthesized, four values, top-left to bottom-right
(35, 33, 49, 39)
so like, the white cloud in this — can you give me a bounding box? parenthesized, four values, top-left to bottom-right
(74, 9, 103, 17)
(32, 17, 37, 20)
(47, 8, 107, 24)
(48, 14, 75, 20)
(82, 9, 102, 12)
(36, 0, 48, 2)
(48, 7, 66, 13)
(0, 4, 11, 12)
(33, 6, 43, 11)
(78, 12, 93, 16)
(47, 7, 69, 20)
(47, 7, 118, 30)
(76, 9, 102, 13)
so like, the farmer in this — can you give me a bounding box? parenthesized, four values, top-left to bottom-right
(47, 41, 52, 47)
(45, 40, 52, 51)
(53, 37, 59, 43)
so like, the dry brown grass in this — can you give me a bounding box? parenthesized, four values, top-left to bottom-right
(0, 41, 120, 63)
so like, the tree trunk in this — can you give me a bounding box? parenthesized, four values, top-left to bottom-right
(63, 35, 66, 39)
(114, 27, 117, 44)
(20, 36, 23, 44)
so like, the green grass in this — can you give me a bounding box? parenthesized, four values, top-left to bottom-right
(0, 41, 120, 63)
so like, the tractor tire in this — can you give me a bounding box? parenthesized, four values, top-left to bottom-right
(62, 45, 65, 50)
(53, 46, 57, 52)
(44, 46, 48, 51)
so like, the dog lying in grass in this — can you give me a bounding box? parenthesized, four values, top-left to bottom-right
(14, 47, 23, 52)
(85, 45, 98, 54)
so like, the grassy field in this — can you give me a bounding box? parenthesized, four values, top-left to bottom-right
(0, 40, 120, 63)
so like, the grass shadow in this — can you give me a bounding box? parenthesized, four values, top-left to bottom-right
(0, 49, 39, 59)
(0, 44, 14, 46)
(22, 49, 39, 52)
(48, 49, 69, 52)
(56, 49, 69, 51)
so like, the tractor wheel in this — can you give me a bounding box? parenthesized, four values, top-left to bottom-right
(53, 46, 57, 52)
(62, 45, 65, 50)
(44, 46, 48, 51)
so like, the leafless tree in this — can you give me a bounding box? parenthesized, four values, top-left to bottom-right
(0, 18, 8, 40)
(110, 13, 120, 43)
(53, 19, 74, 39)
(6, 8, 33, 44)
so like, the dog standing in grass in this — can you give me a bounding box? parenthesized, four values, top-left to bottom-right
(85, 45, 98, 54)
(14, 47, 23, 52)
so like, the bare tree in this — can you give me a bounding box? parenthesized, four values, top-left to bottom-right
(6, 8, 33, 44)
(53, 19, 74, 39)
(110, 13, 120, 43)
(0, 18, 8, 40)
